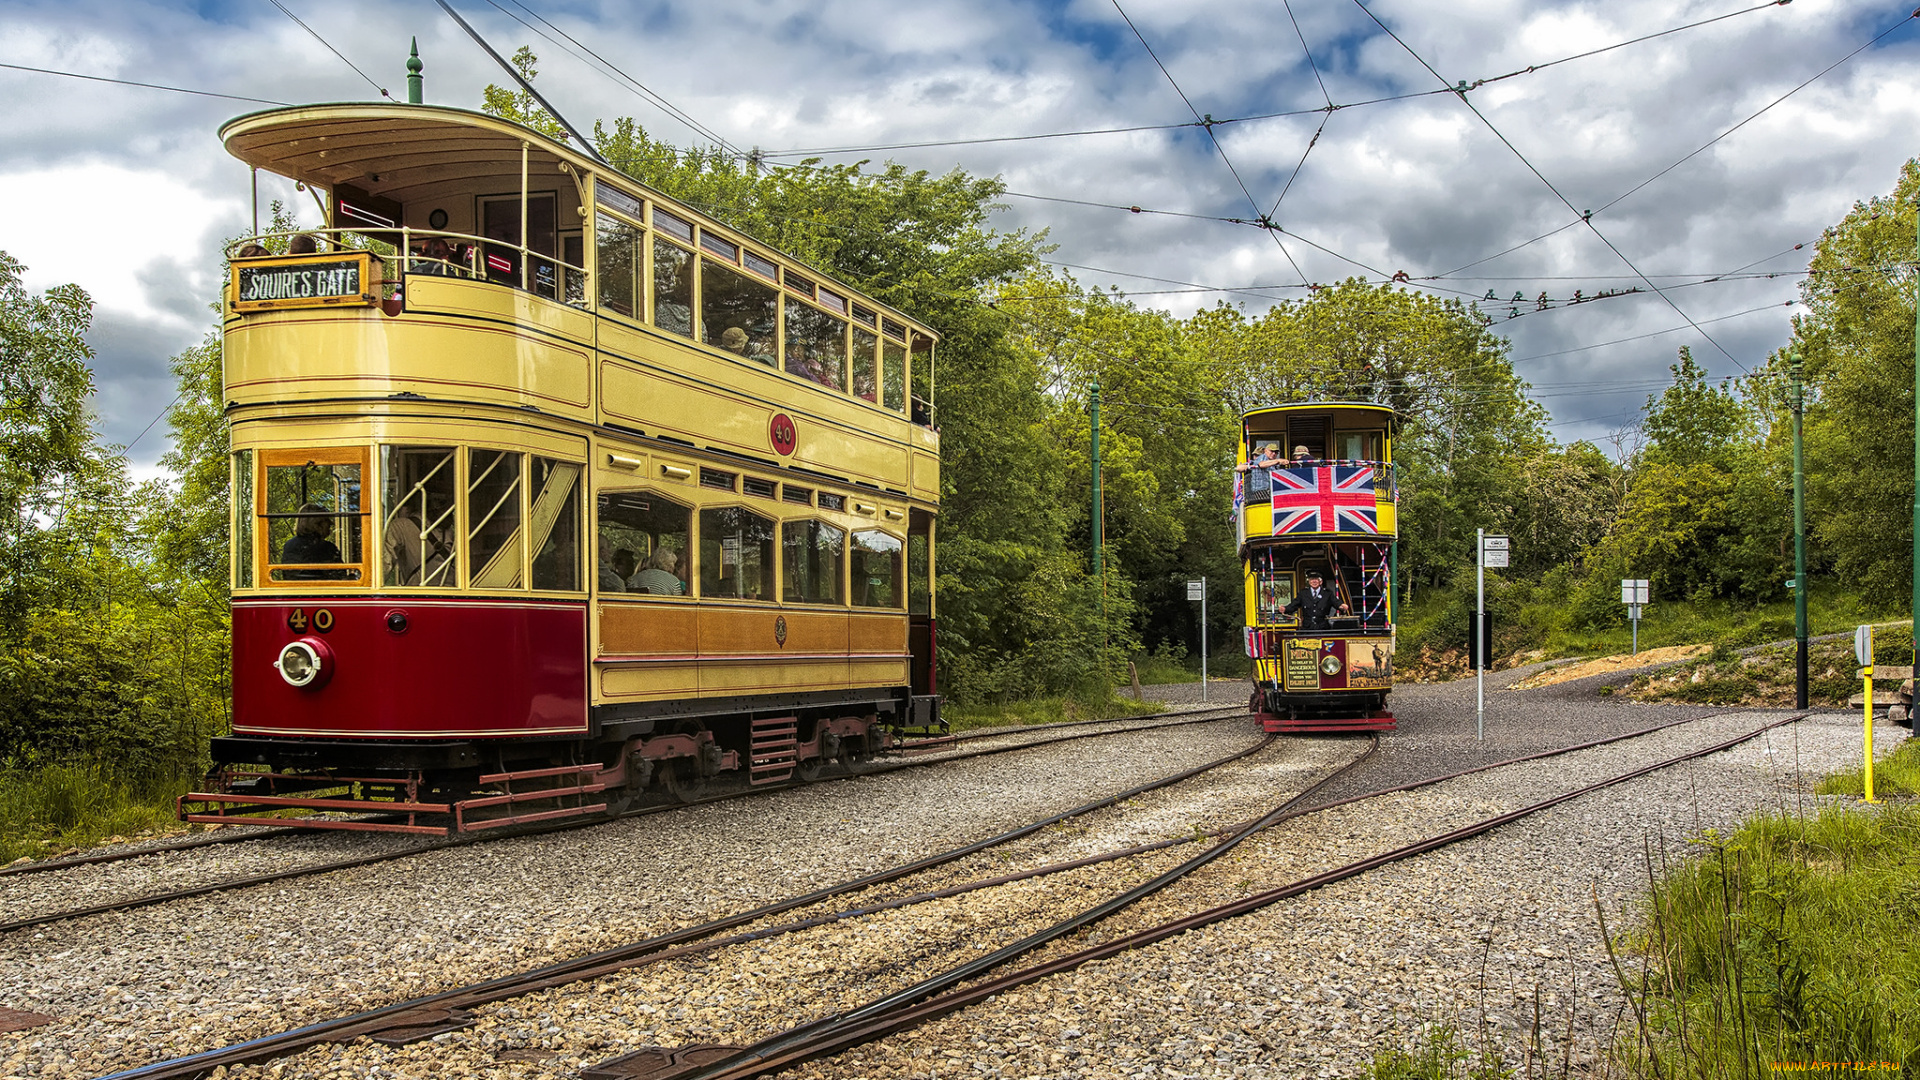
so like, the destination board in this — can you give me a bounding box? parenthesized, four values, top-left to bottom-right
(232, 253, 378, 311)
(1285, 638, 1321, 691)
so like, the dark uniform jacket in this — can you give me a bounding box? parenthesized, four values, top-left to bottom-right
(1283, 584, 1342, 631)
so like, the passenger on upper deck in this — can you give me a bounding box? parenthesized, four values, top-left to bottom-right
(288, 234, 319, 255)
(1291, 445, 1315, 464)
(410, 237, 455, 277)
(235, 243, 270, 259)
(720, 327, 749, 356)
(1237, 442, 1282, 496)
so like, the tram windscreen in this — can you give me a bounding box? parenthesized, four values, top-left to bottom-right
(381, 446, 458, 588)
(529, 458, 582, 592)
(467, 449, 523, 588)
(700, 506, 773, 601)
(263, 457, 363, 582)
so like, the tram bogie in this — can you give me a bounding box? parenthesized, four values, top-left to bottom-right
(180, 103, 946, 834)
(1237, 403, 1399, 734)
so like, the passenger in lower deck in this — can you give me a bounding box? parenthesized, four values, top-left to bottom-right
(630, 547, 685, 595)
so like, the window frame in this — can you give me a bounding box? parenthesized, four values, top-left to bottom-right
(597, 487, 694, 601)
(698, 502, 778, 603)
(257, 445, 373, 589)
(850, 527, 905, 610)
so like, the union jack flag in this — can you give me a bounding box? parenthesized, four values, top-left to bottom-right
(1270, 465, 1378, 535)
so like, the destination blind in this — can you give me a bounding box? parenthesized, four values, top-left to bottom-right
(233, 257, 374, 310)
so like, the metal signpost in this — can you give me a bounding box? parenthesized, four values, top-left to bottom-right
(1474, 533, 1509, 740)
(1620, 579, 1650, 656)
(1857, 624, 1877, 803)
(1187, 578, 1207, 702)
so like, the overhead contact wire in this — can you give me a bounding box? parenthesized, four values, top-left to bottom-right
(265, 0, 390, 99)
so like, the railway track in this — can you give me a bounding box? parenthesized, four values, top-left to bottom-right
(0, 706, 1246, 935)
(98, 710, 1800, 1080)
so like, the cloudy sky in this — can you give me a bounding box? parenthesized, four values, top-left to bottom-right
(4, 0, 1917, 472)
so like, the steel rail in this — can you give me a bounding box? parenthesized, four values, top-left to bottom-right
(679, 714, 1809, 1080)
(0, 704, 1239, 881)
(1, 708, 1244, 933)
(96, 730, 1283, 1080)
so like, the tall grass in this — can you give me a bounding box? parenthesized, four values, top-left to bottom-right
(0, 763, 194, 863)
(942, 692, 1163, 733)
(1609, 806, 1920, 1076)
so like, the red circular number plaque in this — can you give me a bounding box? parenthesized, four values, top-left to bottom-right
(769, 413, 798, 456)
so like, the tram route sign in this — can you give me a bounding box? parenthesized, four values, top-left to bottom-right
(231, 252, 380, 312)
(1480, 534, 1510, 568)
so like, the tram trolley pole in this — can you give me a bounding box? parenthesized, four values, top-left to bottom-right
(1188, 578, 1208, 702)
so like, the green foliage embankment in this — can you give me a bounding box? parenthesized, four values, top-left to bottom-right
(1615, 800, 1920, 1076)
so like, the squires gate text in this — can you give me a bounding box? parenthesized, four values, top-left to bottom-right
(237, 263, 361, 302)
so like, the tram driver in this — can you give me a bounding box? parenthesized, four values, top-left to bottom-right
(1282, 568, 1348, 631)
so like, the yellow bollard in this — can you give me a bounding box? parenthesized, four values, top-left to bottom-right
(1865, 664, 1877, 804)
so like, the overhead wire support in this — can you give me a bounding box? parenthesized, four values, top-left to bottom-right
(265, 0, 391, 99)
(1350, 0, 1755, 373)
(435, 0, 611, 167)
(1108, 0, 1309, 284)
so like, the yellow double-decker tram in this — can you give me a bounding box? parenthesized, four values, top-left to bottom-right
(1237, 402, 1398, 733)
(184, 101, 943, 834)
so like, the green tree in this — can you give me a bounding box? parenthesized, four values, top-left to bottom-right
(479, 47, 568, 142)
(1789, 159, 1920, 603)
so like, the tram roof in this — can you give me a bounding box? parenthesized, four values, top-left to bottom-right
(218, 102, 936, 340)
(1241, 402, 1399, 424)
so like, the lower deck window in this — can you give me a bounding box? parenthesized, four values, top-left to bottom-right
(382, 446, 458, 588)
(782, 519, 844, 604)
(599, 491, 690, 595)
(701, 506, 774, 601)
(851, 529, 902, 608)
(262, 453, 367, 583)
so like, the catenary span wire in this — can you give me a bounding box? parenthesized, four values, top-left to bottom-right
(754, 0, 1786, 160)
(1264, 0, 1332, 222)
(0, 63, 290, 105)
(1351, 0, 1750, 374)
(1441, 11, 1915, 278)
(1107, 0, 1309, 285)
(487, 0, 742, 157)
(265, 0, 390, 99)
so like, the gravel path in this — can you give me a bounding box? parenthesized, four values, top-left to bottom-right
(0, 718, 1272, 1078)
(2, 675, 1897, 1080)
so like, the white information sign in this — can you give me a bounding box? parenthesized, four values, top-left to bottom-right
(1186, 580, 1206, 601)
(1856, 624, 1874, 667)
(1481, 535, 1510, 568)
(1620, 579, 1650, 605)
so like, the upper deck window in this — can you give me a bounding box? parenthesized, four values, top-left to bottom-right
(699, 232, 739, 262)
(261, 450, 368, 584)
(596, 185, 643, 221)
(743, 250, 778, 282)
(817, 288, 847, 315)
(852, 326, 879, 403)
(882, 339, 906, 413)
(784, 270, 815, 299)
(653, 239, 693, 337)
(1335, 430, 1382, 462)
(882, 318, 906, 342)
(851, 304, 877, 328)
(702, 259, 777, 366)
(786, 299, 847, 391)
(596, 214, 643, 320)
(654, 209, 693, 242)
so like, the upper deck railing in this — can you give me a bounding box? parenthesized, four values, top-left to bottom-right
(1235, 459, 1397, 543)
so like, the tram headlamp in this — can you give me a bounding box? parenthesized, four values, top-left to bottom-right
(1320, 653, 1344, 676)
(274, 639, 333, 689)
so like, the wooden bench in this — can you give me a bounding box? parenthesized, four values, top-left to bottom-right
(1849, 665, 1913, 722)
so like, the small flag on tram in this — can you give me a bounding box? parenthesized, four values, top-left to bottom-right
(1271, 465, 1378, 535)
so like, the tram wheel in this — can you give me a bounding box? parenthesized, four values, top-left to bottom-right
(659, 756, 707, 803)
(795, 755, 827, 782)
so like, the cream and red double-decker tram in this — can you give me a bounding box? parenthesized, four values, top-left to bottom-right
(1238, 402, 1398, 733)
(183, 101, 942, 834)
